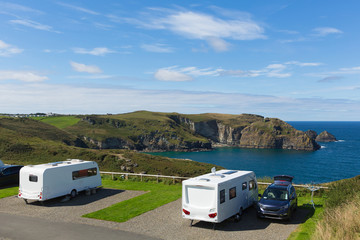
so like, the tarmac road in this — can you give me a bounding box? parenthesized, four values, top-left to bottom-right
(0, 212, 160, 240)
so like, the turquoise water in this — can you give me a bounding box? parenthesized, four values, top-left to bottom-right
(150, 122, 360, 184)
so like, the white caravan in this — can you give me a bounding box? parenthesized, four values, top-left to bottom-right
(18, 159, 101, 203)
(182, 168, 258, 226)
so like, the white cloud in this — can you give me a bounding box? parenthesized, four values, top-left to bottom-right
(157, 64, 293, 80)
(285, 61, 323, 67)
(141, 44, 173, 53)
(56, 2, 99, 15)
(70, 61, 102, 74)
(123, 9, 265, 52)
(10, 19, 60, 33)
(0, 71, 48, 82)
(154, 68, 193, 81)
(0, 2, 43, 14)
(312, 27, 343, 37)
(0, 83, 359, 120)
(73, 47, 115, 56)
(0, 40, 23, 56)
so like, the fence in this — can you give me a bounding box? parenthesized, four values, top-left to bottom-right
(100, 171, 188, 184)
(100, 171, 328, 189)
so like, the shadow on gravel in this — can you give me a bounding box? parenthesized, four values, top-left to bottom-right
(189, 205, 316, 232)
(24, 188, 125, 207)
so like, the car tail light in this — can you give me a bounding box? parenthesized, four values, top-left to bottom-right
(209, 213, 217, 218)
(183, 209, 190, 215)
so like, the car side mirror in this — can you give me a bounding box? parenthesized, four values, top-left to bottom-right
(258, 194, 262, 197)
(290, 196, 295, 200)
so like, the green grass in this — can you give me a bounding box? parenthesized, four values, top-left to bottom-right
(38, 116, 81, 129)
(0, 186, 18, 199)
(287, 195, 325, 240)
(83, 177, 182, 222)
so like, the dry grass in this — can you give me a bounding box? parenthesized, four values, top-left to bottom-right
(312, 194, 360, 240)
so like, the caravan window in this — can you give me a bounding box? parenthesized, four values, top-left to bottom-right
(242, 182, 247, 190)
(220, 189, 225, 204)
(249, 180, 257, 190)
(29, 175, 38, 182)
(73, 168, 97, 180)
(229, 187, 236, 199)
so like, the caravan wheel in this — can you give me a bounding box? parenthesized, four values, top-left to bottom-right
(70, 189, 77, 198)
(238, 207, 243, 216)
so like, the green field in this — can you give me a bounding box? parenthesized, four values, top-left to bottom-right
(38, 116, 81, 129)
(83, 177, 182, 222)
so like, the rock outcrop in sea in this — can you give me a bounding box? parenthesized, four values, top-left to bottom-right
(315, 131, 337, 142)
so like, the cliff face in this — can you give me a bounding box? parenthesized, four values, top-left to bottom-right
(171, 115, 320, 151)
(69, 112, 320, 151)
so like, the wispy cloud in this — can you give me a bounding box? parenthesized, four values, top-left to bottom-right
(312, 27, 343, 37)
(56, 2, 99, 15)
(70, 61, 102, 74)
(285, 61, 323, 67)
(0, 2, 43, 14)
(154, 68, 193, 81)
(154, 63, 295, 80)
(1, 83, 359, 120)
(117, 9, 265, 52)
(73, 47, 115, 56)
(141, 43, 174, 53)
(10, 19, 61, 33)
(0, 70, 48, 82)
(318, 76, 343, 83)
(0, 40, 23, 57)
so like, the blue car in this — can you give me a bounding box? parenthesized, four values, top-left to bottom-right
(257, 175, 297, 220)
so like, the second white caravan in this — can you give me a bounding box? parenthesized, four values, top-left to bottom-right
(18, 159, 102, 203)
(182, 168, 258, 226)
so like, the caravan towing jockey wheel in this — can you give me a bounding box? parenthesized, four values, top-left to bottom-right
(70, 189, 77, 198)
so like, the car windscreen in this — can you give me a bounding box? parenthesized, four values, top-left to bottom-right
(262, 188, 288, 201)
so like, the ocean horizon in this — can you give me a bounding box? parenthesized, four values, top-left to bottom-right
(150, 121, 360, 184)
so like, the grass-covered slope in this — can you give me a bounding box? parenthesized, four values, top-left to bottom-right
(0, 117, 218, 176)
(60, 111, 319, 151)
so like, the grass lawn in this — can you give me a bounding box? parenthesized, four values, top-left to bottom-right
(0, 186, 18, 199)
(287, 194, 325, 240)
(38, 116, 81, 129)
(83, 178, 182, 222)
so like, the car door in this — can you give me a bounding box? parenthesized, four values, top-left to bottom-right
(289, 186, 296, 210)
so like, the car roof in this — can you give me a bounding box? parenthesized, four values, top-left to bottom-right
(268, 183, 291, 190)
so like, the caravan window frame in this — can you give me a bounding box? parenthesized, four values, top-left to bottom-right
(72, 167, 98, 180)
(229, 187, 236, 199)
(249, 180, 257, 190)
(29, 174, 38, 182)
(220, 189, 225, 204)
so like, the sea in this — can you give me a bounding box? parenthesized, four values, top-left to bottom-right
(150, 122, 360, 184)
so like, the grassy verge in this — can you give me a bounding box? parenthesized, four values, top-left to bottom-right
(0, 186, 18, 199)
(83, 177, 182, 222)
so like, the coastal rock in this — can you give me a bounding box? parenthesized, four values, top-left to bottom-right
(316, 131, 337, 142)
(305, 130, 318, 140)
(75, 112, 321, 152)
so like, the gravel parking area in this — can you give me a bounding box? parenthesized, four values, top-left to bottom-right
(0, 189, 309, 240)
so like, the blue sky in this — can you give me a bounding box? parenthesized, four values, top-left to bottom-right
(0, 0, 359, 120)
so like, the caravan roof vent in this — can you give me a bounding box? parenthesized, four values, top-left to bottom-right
(210, 174, 225, 178)
(198, 178, 210, 182)
(223, 170, 238, 175)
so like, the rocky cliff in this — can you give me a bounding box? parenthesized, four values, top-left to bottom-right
(67, 111, 320, 151)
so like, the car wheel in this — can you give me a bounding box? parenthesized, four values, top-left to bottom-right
(70, 189, 77, 198)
